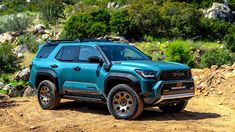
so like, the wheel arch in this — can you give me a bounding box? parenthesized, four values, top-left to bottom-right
(104, 73, 141, 97)
(35, 69, 59, 90)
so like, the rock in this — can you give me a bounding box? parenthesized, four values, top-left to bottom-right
(23, 87, 37, 97)
(0, 94, 10, 103)
(17, 53, 24, 58)
(0, 82, 4, 89)
(15, 68, 30, 81)
(97, 35, 129, 43)
(205, 3, 233, 22)
(216, 91, 223, 95)
(42, 34, 50, 41)
(0, 32, 14, 43)
(13, 44, 28, 54)
(34, 24, 46, 33)
(211, 65, 219, 70)
(232, 63, 235, 68)
(8, 85, 25, 97)
(0, 4, 7, 11)
(223, 72, 235, 79)
(3, 84, 14, 91)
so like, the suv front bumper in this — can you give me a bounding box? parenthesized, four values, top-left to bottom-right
(143, 79, 195, 105)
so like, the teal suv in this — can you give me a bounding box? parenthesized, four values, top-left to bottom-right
(29, 39, 195, 120)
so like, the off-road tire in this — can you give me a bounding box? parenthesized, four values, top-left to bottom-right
(38, 80, 61, 110)
(159, 100, 188, 113)
(107, 84, 144, 120)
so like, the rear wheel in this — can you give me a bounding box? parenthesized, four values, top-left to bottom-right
(107, 84, 144, 120)
(38, 80, 61, 110)
(159, 100, 188, 113)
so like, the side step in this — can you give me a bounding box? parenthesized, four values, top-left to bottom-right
(63, 95, 106, 103)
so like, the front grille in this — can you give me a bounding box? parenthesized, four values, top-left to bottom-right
(159, 70, 192, 80)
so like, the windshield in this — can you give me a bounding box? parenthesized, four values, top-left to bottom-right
(100, 45, 149, 61)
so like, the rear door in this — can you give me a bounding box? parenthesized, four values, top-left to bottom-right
(55, 46, 80, 90)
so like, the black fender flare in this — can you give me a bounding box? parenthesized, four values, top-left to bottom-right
(35, 69, 59, 89)
(104, 73, 141, 96)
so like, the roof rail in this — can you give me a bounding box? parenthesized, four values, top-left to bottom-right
(46, 38, 110, 45)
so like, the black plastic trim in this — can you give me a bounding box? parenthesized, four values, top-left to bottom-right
(35, 69, 59, 90)
(104, 73, 141, 96)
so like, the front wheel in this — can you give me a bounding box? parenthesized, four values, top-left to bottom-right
(159, 100, 188, 113)
(107, 84, 144, 120)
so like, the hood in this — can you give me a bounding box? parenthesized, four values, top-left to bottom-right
(112, 60, 190, 71)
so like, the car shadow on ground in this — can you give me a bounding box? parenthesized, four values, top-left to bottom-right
(57, 100, 221, 121)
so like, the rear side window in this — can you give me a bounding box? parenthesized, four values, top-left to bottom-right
(56, 46, 79, 62)
(36, 45, 57, 58)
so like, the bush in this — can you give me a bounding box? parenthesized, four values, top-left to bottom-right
(224, 33, 235, 52)
(39, 0, 65, 24)
(0, 13, 33, 33)
(160, 2, 202, 38)
(61, 9, 110, 39)
(16, 35, 41, 53)
(165, 40, 195, 67)
(110, 10, 132, 38)
(199, 18, 231, 40)
(200, 48, 233, 68)
(0, 44, 17, 73)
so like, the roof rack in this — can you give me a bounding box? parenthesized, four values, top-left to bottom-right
(46, 39, 110, 45)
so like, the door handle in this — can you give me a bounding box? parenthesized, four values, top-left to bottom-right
(51, 64, 58, 68)
(73, 66, 81, 71)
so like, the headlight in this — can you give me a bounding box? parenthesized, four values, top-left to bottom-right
(135, 70, 157, 79)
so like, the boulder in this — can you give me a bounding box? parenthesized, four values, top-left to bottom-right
(0, 82, 4, 89)
(42, 34, 50, 41)
(23, 87, 37, 97)
(205, 3, 233, 22)
(13, 44, 28, 54)
(34, 24, 46, 33)
(97, 35, 129, 43)
(0, 94, 10, 103)
(3, 84, 14, 91)
(8, 85, 25, 97)
(0, 32, 14, 43)
(0, 4, 7, 11)
(15, 68, 30, 81)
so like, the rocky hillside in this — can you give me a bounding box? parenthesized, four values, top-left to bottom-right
(192, 63, 235, 109)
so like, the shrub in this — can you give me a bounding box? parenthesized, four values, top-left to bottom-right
(61, 9, 110, 39)
(224, 33, 235, 52)
(110, 10, 132, 38)
(39, 0, 65, 24)
(16, 35, 41, 53)
(160, 2, 202, 38)
(0, 44, 17, 73)
(200, 18, 231, 40)
(165, 40, 195, 67)
(200, 48, 233, 68)
(0, 13, 33, 33)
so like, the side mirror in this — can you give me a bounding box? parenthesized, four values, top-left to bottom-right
(88, 56, 103, 63)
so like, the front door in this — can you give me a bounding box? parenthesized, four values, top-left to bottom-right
(72, 45, 103, 95)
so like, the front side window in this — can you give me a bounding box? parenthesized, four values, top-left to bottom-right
(56, 46, 79, 62)
(100, 45, 149, 61)
(79, 46, 100, 62)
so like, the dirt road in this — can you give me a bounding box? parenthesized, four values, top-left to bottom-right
(0, 96, 235, 132)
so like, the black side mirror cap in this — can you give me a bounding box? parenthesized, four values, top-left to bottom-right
(87, 56, 103, 63)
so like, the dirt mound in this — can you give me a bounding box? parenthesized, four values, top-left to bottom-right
(192, 63, 235, 109)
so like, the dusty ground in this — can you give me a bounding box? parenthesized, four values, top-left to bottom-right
(0, 96, 235, 132)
